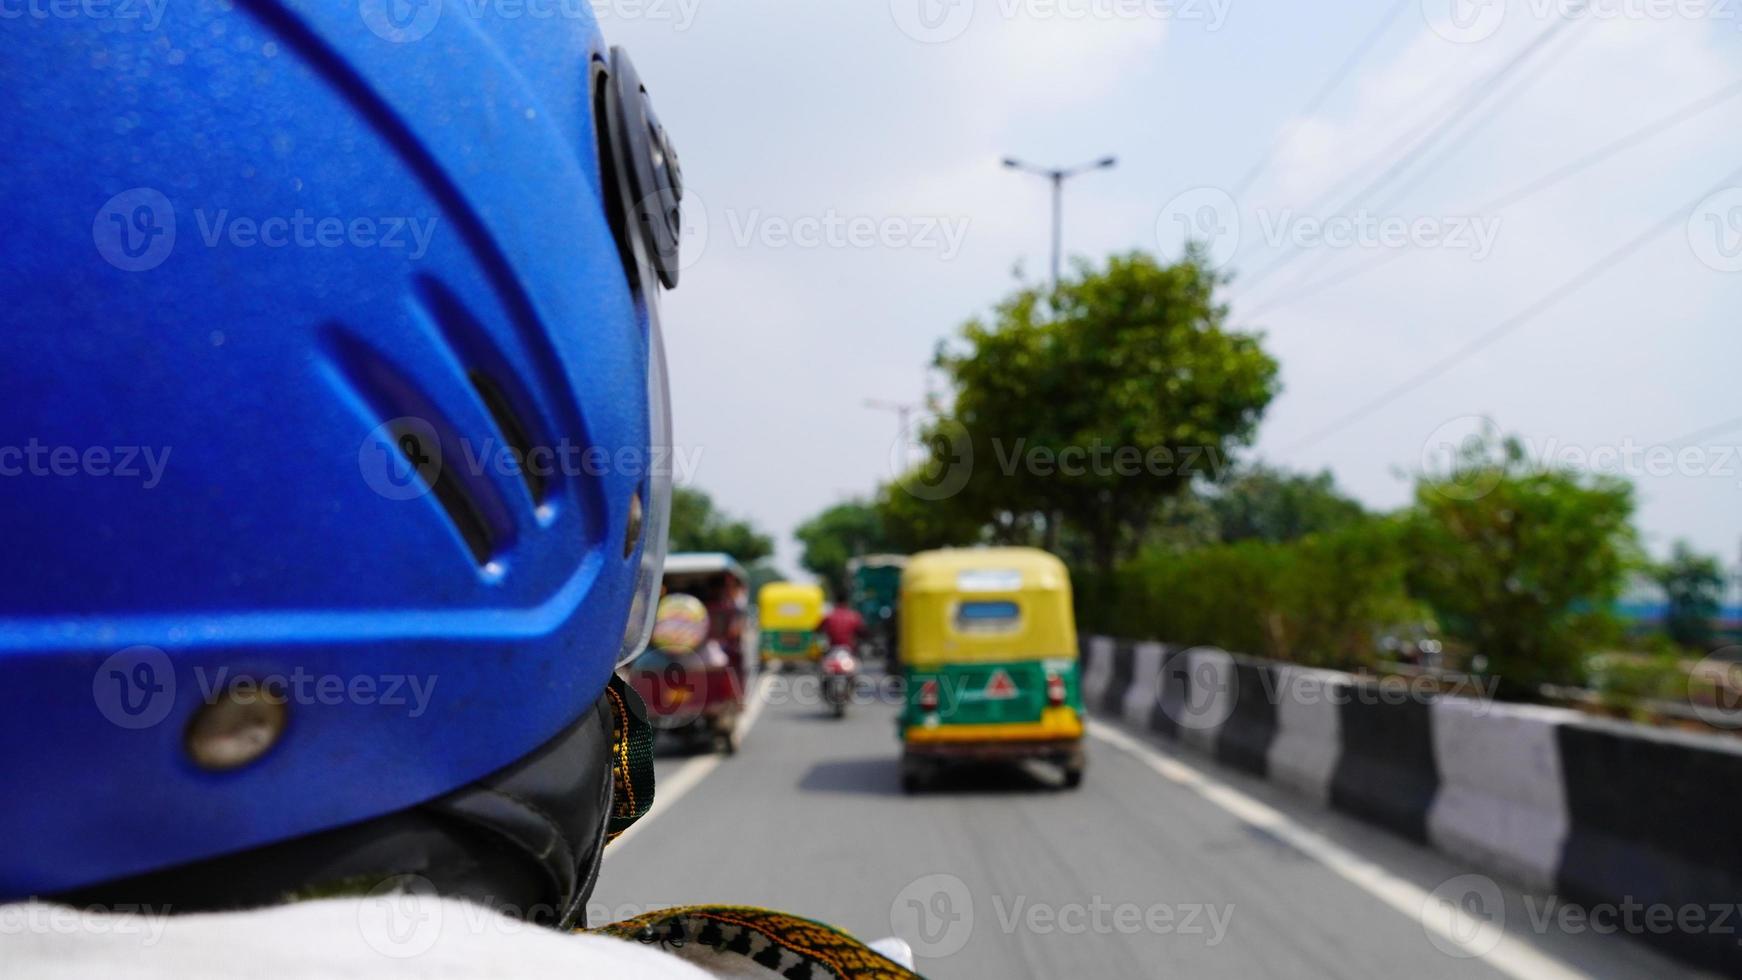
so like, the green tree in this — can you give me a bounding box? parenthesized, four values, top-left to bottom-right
(1406, 434, 1638, 698)
(745, 560, 788, 596)
(667, 487, 774, 564)
(1207, 464, 1367, 544)
(1145, 492, 1223, 553)
(874, 475, 991, 555)
(930, 250, 1280, 573)
(1654, 541, 1725, 650)
(794, 499, 891, 598)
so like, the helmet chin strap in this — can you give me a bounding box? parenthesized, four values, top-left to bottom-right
(52, 683, 641, 930)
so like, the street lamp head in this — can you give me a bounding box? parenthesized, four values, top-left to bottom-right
(1002, 152, 1117, 291)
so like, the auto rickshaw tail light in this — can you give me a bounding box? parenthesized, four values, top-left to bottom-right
(1046, 671, 1067, 707)
(917, 679, 940, 712)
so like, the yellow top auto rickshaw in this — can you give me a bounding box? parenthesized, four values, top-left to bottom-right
(897, 548, 1085, 792)
(758, 581, 825, 671)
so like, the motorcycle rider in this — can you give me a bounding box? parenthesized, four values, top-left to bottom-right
(819, 593, 870, 653)
(0, 5, 914, 977)
(815, 593, 867, 718)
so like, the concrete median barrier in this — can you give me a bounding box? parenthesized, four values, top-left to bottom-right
(1151, 645, 1192, 738)
(1082, 636, 1115, 713)
(1265, 666, 1345, 805)
(1099, 639, 1136, 718)
(1177, 648, 1235, 755)
(1122, 643, 1168, 730)
(1213, 659, 1277, 778)
(1556, 719, 1742, 975)
(1328, 682, 1439, 843)
(1081, 633, 1742, 974)
(1427, 698, 1569, 891)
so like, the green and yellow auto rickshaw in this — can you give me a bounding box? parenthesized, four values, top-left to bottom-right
(897, 548, 1085, 792)
(758, 581, 825, 671)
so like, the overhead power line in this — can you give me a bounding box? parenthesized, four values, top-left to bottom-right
(1231, 0, 1414, 198)
(1475, 78, 1742, 215)
(1244, 20, 1593, 309)
(1662, 414, 1742, 449)
(1235, 3, 1591, 300)
(1242, 77, 1742, 318)
(1284, 160, 1742, 453)
(1365, 17, 1592, 217)
(1243, 243, 1414, 318)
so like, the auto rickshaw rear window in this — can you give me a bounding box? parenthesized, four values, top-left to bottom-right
(955, 600, 1022, 633)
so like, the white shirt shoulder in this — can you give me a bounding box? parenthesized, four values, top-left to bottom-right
(0, 898, 716, 980)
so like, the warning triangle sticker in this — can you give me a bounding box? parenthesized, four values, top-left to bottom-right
(984, 669, 1019, 701)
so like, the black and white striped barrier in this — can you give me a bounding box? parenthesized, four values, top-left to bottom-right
(1081, 636, 1742, 975)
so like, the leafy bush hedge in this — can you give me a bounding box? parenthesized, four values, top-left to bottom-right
(1076, 436, 1645, 698)
(1076, 518, 1417, 670)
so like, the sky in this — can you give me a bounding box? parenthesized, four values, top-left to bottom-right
(600, 0, 1742, 577)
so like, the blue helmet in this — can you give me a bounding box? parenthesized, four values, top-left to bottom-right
(0, 0, 678, 921)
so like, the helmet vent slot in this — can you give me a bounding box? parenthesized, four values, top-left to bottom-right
(411, 277, 560, 515)
(322, 327, 512, 570)
(392, 419, 497, 567)
(469, 370, 548, 506)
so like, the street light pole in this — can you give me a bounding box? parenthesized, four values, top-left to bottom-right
(1003, 155, 1117, 292)
(1050, 171, 1064, 291)
(865, 398, 920, 444)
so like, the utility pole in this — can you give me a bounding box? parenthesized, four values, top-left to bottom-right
(865, 399, 920, 443)
(1002, 155, 1117, 291)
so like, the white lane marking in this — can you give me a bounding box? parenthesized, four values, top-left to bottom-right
(605, 673, 774, 858)
(1088, 720, 1586, 980)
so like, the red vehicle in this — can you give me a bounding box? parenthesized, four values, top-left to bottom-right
(625, 554, 753, 754)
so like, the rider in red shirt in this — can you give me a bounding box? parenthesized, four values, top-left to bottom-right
(819, 601, 866, 649)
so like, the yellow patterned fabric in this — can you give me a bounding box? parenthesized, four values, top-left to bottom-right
(590, 906, 923, 980)
(602, 678, 656, 844)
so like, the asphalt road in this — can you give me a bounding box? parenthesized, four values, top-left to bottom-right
(592, 673, 1702, 979)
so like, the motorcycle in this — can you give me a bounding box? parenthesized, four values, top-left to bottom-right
(819, 646, 859, 719)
